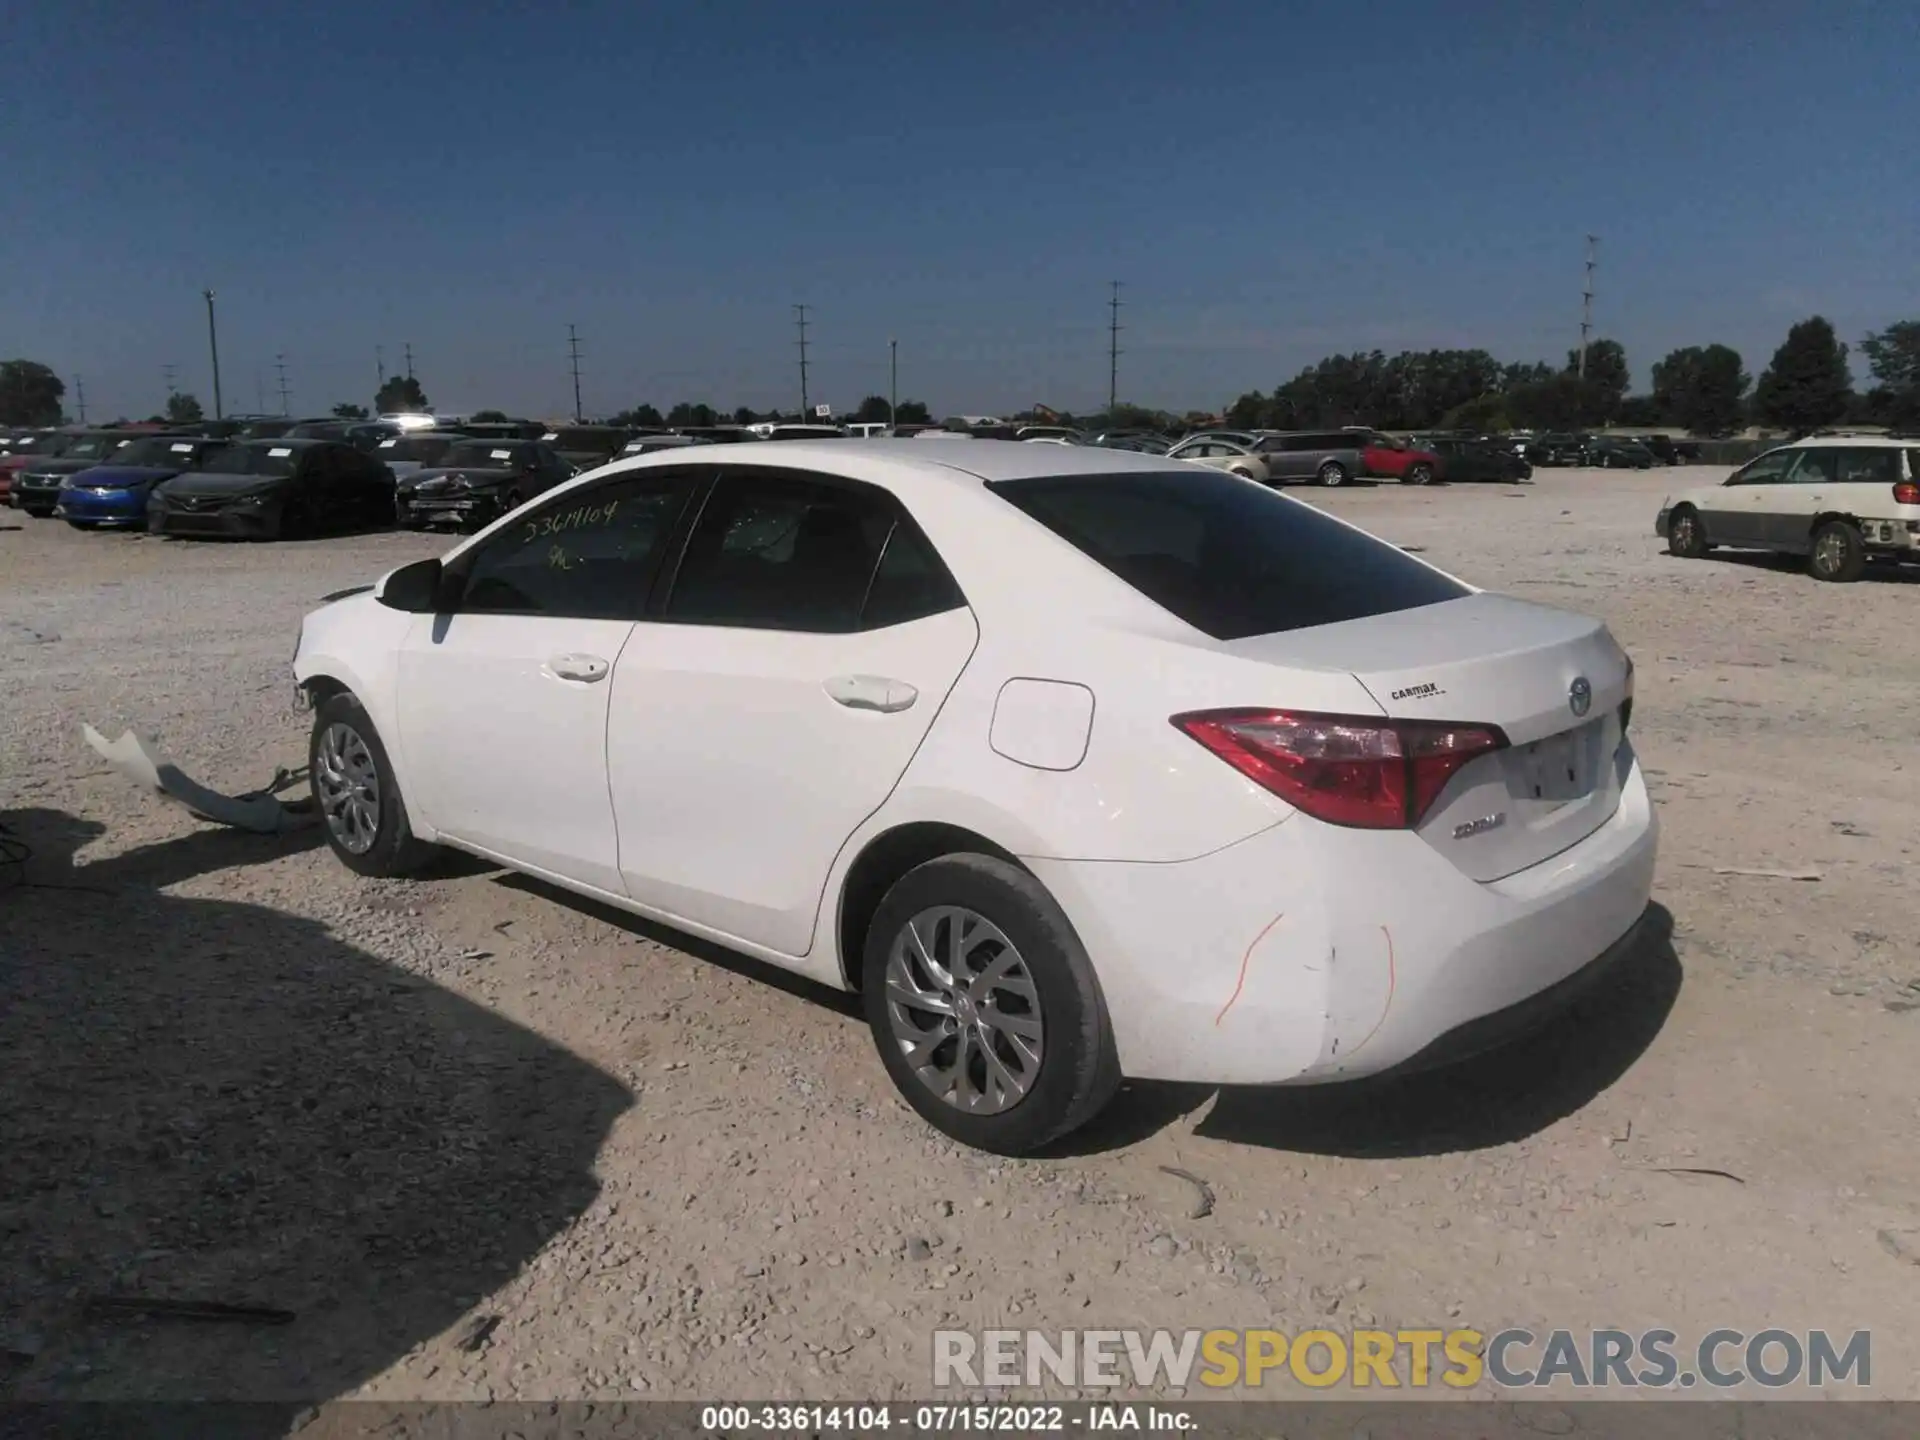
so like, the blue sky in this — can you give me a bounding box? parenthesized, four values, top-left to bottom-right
(8, 0, 1916, 421)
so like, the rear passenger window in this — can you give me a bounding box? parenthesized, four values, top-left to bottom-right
(665, 471, 961, 633)
(988, 469, 1468, 641)
(457, 472, 698, 619)
(1836, 448, 1899, 484)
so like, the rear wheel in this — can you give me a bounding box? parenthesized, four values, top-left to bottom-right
(1316, 461, 1349, 488)
(309, 691, 441, 878)
(1809, 519, 1865, 583)
(1403, 463, 1434, 486)
(1666, 505, 1709, 558)
(863, 853, 1120, 1155)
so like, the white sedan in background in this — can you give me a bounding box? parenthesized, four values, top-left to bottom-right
(295, 441, 1655, 1154)
(1166, 436, 1273, 484)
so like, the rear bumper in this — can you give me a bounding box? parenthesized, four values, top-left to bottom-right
(1029, 745, 1658, 1085)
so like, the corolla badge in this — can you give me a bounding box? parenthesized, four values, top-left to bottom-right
(1569, 676, 1593, 717)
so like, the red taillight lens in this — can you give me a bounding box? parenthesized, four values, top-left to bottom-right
(1893, 481, 1920, 506)
(1171, 709, 1507, 830)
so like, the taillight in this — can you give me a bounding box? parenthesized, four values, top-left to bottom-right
(1171, 709, 1507, 830)
(1894, 481, 1920, 506)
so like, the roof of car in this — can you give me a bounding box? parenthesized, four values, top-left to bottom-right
(236, 437, 330, 450)
(1789, 433, 1912, 448)
(593, 436, 1186, 491)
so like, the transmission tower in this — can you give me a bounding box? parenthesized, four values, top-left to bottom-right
(1108, 281, 1124, 414)
(1578, 235, 1598, 380)
(794, 305, 811, 414)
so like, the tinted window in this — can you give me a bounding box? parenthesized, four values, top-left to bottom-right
(986, 470, 1469, 642)
(863, 518, 966, 629)
(203, 445, 299, 477)
(457, 473, 697, 620)
(665, 472, 939, 633)
(1835, 448, 1900, 484)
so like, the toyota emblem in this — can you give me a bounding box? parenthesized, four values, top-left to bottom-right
(1569, 676, 1593, 717)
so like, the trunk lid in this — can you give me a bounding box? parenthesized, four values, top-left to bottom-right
(1225, 593, 1632, 881)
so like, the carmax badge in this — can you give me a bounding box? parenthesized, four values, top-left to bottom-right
(1453, 813, 1507, 839)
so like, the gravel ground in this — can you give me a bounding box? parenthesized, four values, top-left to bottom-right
(2, 468, 1917, 1408)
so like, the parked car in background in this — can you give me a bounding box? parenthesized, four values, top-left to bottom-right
(292, 442, 1652, 1154)
(675, 426, 756, 445)
(1582, 436, 1656, 469)
(148, 439, 395, 540)
(371, 431, 467, 483)
(1088, 430, 1174, 453)
(395, 438, 575, 531)
(53, 435, 228, 528)
(1657, 437, 1920, 583)
(238, 417, 311, 441)
(759, 424, 847, 442)
(1633, 434, 1680, 464)
(1013, 425, 1084, 444)
(541, 425, 632, 471)
(9, 430, 159, 515)
(1166, 436, 1272, 484)
(2, 430, 108, 501)
(285, 419, 404, 452)
(1524, 433, 1588, 467)
(459, 419, 548, 442)
(1350, 430, 1440, 485)
(1239, 430, 1370, 487)
(1409, 435, 1534, 483)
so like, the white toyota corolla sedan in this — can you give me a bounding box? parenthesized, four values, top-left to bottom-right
(294, 441, 1656, 1154)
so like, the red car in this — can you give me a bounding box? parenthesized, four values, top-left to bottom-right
(1353, 430, 1441, 485)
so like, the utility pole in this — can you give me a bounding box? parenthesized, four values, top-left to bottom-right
(255, 369, 267, 414)
(889, 337, 898, 430)
(568, 324, 584, 423)
(275, 353, 291, 416)
(203, 288, 223, 420)
(403, 342, 415, 381)
(793, 304, 811, 415)
(376, 345, 386, 390)
(74, 375, 88, 424)
(1578, 235, 1598, 380)
(163, 363, 178, 400)
(1107, 281, 1124, 415)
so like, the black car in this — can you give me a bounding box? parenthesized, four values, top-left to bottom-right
(1584, 435, 1657, 469)
(1523, 432, 1588, 466)
(283, 419, 404, 452)
(10, 430, 170, 515)
(148, 439, 395, 540)
(395, 439, 574, 531)
(1409, 434, 1533, 482)
(539, 425, 632, 470)
(457, 419, 549, 441)
(1633, 434, 1680, 464)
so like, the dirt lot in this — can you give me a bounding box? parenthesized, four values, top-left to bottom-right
(2, 466, 1917, 1408)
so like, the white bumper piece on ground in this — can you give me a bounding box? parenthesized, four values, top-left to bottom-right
(81, 724, 315, 834)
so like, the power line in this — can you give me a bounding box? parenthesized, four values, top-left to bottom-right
(1108, 281, 1124, 414)
(794, 304, 811, 414)
(1578, 235, 1598, 380)
(274, 354, 291, 416)
(568, 324, 584, 423)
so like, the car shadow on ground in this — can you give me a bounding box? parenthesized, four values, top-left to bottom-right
(0, 807, 631, 1420)
(1061, 903, 1681, 1160)
(1700, 550, 1920, 585)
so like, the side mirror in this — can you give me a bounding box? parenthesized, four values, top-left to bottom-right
(375, 556, 445, 613)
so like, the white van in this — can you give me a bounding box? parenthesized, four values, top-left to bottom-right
(1656, 436, 1920, 582)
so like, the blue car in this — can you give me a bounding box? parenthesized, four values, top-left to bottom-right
(54, 436, 225, 528)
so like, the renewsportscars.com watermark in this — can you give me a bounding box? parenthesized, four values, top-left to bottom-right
(934, 1327, 1872, 1391)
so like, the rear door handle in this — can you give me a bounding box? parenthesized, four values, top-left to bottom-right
(545, 653, 610, 684)
(824, 674, 917, 713)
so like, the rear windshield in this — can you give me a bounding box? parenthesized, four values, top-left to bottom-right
(986, 470, 1469, 641)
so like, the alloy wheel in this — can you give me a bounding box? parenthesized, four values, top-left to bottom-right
(315, 721, 381, 854)
(883, 906, 1045, 1115)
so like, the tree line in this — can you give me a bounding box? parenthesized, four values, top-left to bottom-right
(1223, 317, 1920, 437)
(5, 316, 1917, 435)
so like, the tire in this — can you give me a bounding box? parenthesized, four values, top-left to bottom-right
(309, 691, 441, 878)
(1808, 519, 1866, 583)
(279, 498, 310, 541)
(1402, 463, 1434, 486)
(862, 853, 1121, 1156)
(1226, 467, 1257, 482)
(1666, 505, 1709, 559)
(1316, 461, 1349, 488)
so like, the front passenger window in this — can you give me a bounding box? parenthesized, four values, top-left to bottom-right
(1730, 451, 1795, 485)
(456, 472, 698, 619)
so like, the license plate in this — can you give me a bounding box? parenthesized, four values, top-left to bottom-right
(1518, 721, 1598, 804)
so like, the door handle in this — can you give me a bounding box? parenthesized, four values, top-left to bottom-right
(544, 653, 610, 684)
(824, 674, 918, 713)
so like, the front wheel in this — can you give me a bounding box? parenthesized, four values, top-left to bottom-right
(863, 853, 1120, 1155)
(1666, 505, 1709, 558)
(1316, 461, 1349, 488)
(309, 691, 441, 877)
(1402, 463, 1434, 486)
(1809, 519, 1865, 583)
